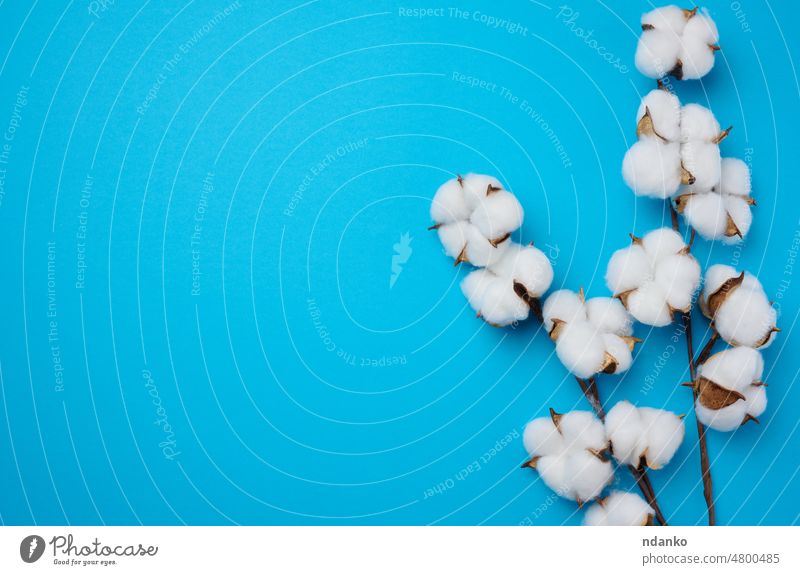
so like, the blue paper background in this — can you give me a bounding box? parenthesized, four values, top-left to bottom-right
(0, 0, 798, 525)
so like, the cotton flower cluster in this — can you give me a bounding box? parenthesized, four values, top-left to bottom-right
(623, 88, 729, 199)
(522, 409, 613, 505)
(606, 228, 701, 326)
(605, 401, 685, 469)
(674, 158, 755, 243)
(461, 243, 554, 326)
(635, 6, 719, 80)
(430, 173, 554, 327)
(583, 491, 655, 526)
(692, 347, 766, 431)
(430, 174, 523, 267)
(542, 289, 639, 379)
(699, 265, 778, 348)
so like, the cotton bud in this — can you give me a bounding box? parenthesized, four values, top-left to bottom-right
(430, 174, 523, 266)
(699, 264, 778, 348)
(461, 242, 553, 327)
(636, 6, 719, 80)
(692, 347, 767, 431)
(674, 158, 755, 242)
(522, 409, 613, 505)
(542, 289, 639, 379)
(605, 401, 685, 469)
(606, 228, 701, 326)
(583, 491, 655, 526)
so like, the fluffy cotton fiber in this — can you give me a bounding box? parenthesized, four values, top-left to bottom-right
(583, 491, 655, 526)
(605, 228, 700, 326)
(523, 410, 613, 503)
(461, 242, 553, 327)
(624, 89, 726, 199)
(431, 174, 523, 266)
(542, 290, 637, 378)
(694, 347, 767, 431)
(635, 6, 719, 80)
(699, 264, 778, 348)
(675, 158, 754, 243)
(605, 401, 685, 469)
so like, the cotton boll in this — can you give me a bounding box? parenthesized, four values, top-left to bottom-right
(641, 228, 687, 265)
(638, 408, 685, 469)
(696, 399, 748, 432)
(542, 290, 586, 333)
(462, 225, 510, 267)
(719, 158, 751, 197)
(713, 288, 777, 348)
(622, 137, 682, 198)
(637, 89, 682, 141)
(702, 264, 738, 301)
(584, 491, 654, 526)
(430, 178, 471, 223)
(700, 346, 762, 392)
(606, 245, 652, 295)
(680, 140, 721, 190)
(585, 297, 633, 336)
(490, 243, 553, 299)
(722, 195, 753, 243)
(641, 5, 688, 35)
(460, 173, 503, 208)
(635, 29, 681, 78)
(679, 37, 716, 80)
(745, 385, 768, 419)
(605, 401, 647, 467)
(626, 282, 672, 327)
(555, 322, 607, 379)
(653, 253, 700, 312)
(535, 455, 572, 497)
(437, 221, 472, 260)
(460, 269, 529, 327)
(470, 190, 524, 239)
(680, 104, 721, 143)
(523, 418, 564, 457)
(558, 411, 607, 451)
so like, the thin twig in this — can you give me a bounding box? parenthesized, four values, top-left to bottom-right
(683, 311, 716, 526)
(695, 331, 719, 366)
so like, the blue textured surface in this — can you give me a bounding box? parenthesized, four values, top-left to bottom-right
(0, 0, 798, 525)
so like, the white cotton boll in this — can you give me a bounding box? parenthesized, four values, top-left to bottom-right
(680, 104, 721, 143)
(437, 221, 472, 260)
(606, 245, 652, 295)
(585, 297, 633, 336)
(681, 193, 729, 239)
(622, 137, 682, 198)
(490, 243, 553, 298)
(523, 418, 564, 457)
(558, 411, 607, 451)
(584, 491, 654, 526)
(714, 288, 777, 348)
(679, 37, 716, 80)
(680, 140, 721, 190)
(470, 190, 524, 239)
(637, 89, 682, 141)
(635, 29, 682, 79)
(638, 408, 685, 469)
(605, 401, 646, 466)
(460, 173, 503, 208)
(683, 12, 719, 45)
(542, 290, 586, 333)
(626, 282, 672, 326)
(463, 226, 510, 268)
(700, 346, 762, 392)
(696, 400, 748, 432)
(745, 385, 768, 419)
(642, 5, 688, 35)
(703, 264, 738, 298)
(430, 178, 471, 223)
(654, 254, 700, 312)
(719, 158, 751, 197)
(567, 451, 614, 502)
(461, 270, 529, 327)
(641, 227, 686, 264)
(723, 196, 753, 244)
(555, 322, 607, 379)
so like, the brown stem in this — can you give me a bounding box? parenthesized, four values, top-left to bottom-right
(670, 201, 680, 231)
(683, 311, 716, 526)
(695, 331, 719, 366)
(574, 376, 668, 525)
